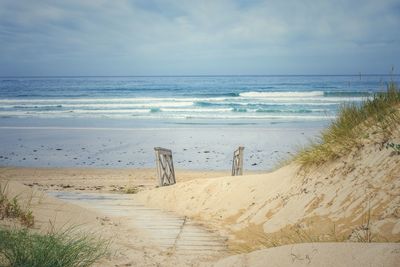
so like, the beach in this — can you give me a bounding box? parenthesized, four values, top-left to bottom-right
(3, 178, 398, 267)
(2, 137, 399, 266)
(0, 75, 386, 170)
(1, 75, 379, 171)
(1, 76, 399, 266)
(0, 167, 233, 193)
(1, 0, 400, 265)
(0, 123, 323, 170)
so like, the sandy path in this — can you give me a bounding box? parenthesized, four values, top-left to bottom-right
(48, 191, 230, 258)
(0, 180, 231, 266)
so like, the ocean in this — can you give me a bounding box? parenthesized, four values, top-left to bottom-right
(0, 75, 391, 124)
(0, 75, 395, 170)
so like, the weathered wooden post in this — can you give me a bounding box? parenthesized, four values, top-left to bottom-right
(232, 146, 244, 176)
(154, 147, 176, 186)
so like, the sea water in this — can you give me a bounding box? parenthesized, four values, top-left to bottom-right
(0, 75, 391, 124)
(0, 75, 395, 170)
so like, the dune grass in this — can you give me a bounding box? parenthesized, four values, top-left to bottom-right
(0, 183, 34, 228)
(295, 82, 400, 166)
(0, 227, 108, 267)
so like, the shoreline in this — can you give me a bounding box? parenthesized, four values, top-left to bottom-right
(0, 123, 323, 171)
(0, 166, 263, 193)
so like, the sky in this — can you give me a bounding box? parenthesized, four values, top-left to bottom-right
(0, 0, 399, 76)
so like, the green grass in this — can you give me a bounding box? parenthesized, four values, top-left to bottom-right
(0, 227, 108, 267)
(0, 183, 34, 228)
(295, 82, 400, 166)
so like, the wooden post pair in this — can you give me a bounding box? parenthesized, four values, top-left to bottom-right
(154, 146, 245, 187)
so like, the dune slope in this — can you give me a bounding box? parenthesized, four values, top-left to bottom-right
(208, 242, 400, 267)
(137, 120, 400, 250)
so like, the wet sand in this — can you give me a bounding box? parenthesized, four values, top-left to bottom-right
(0, 124, 322, 170)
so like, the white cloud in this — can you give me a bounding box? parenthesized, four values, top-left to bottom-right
(0, 0, 399, 75)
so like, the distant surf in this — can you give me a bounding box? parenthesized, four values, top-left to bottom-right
(0, 75, 390, 123)
(239, 91, 325, 97)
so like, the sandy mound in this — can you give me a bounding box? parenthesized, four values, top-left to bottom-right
(136, 126, 400, 250)
(208, 242, 400, 267)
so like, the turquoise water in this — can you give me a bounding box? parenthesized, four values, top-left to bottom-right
(0, 75, 393, 124)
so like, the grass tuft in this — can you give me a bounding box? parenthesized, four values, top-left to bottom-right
(125, 186, 139, 194)
(0, 183, 34, 227)
(295, 82, 400, 166)
(0, 227, 108, 267)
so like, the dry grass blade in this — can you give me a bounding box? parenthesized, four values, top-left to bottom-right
(295, 82, 400, 166)
(0, 182, 34, 227)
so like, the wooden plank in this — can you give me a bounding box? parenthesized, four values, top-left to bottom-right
(231, 146, 244, 176)
(154, 147, 176, 186)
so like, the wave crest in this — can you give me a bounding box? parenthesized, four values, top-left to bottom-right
(240, 91, 324, 98)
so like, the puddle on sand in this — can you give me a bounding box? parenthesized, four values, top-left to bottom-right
(48, 191, 228, 255)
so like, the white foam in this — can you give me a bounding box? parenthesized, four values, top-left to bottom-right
(61, 102, 194, 108)
(236, 96, 367, 103)
(161, 108, 232, 113)
(183, 114, 334, 119)
(0, 91, 368, 122)
(71, 109, 150, 114)
(239, 91, 325, 98)
(0, 97, 225, 104)
(0, 109, 335, 120)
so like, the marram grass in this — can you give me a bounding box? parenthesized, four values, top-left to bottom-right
(0, 227, 108, 267)
(295, 82, 400, 166)
(0, 183, 34, 228)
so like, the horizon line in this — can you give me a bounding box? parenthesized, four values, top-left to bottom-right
(1, 74, 399, 78)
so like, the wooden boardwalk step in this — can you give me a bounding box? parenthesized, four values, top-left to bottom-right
(48, 191, 229, 258)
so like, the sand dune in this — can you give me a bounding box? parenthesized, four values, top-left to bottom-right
(208, 242, 400, 267)
(136, 125, 400, 258)
(2, 178, 399, 266)
(1, 115, 399, 266)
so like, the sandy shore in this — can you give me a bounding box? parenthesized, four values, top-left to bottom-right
(0, 168, 240, 266)
(1, 168, 399, 266)
(0, 166, 239, 193)
(1, 122, 399, 266)
(136, 140, 400, 250)
(0, 124, 322, 170)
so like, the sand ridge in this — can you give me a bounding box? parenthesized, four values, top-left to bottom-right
(136, 127, 400, 250)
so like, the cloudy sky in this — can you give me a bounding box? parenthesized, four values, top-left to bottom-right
(0, 0, 399, 76)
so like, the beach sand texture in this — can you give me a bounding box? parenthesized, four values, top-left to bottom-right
(1, 104, 400, 266)
(0, 179, 230, 266)
(0, 167, 231, 192)
(2, 178, 399, 266)
(137, 125, 400, 250)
